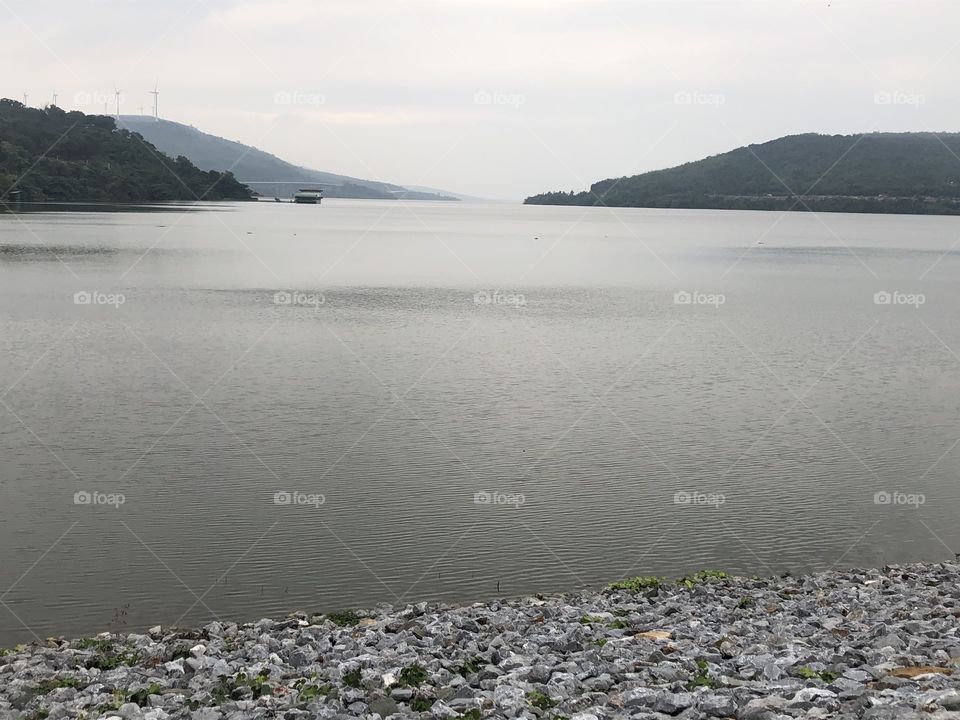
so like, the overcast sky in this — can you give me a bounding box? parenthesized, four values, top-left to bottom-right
(4, 0, 960, 200)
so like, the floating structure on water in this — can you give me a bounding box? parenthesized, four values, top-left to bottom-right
(293, 188, 323, 204)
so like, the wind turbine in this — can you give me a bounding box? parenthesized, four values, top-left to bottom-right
(149, 79, 159, 121)
(22, 92, 28, 107)
(52, 91, 58, 107)
(114, 84, 122, 118)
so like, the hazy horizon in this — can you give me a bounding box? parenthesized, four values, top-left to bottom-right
(5, 0, 960, 199)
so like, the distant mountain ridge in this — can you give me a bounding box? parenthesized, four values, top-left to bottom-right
(117, 116, 459, 201)
(525, 132, 960, 215)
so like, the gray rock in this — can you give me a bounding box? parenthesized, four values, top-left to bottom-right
(656, 691, 694, 714)
(737, 696, 787, 720)
(650, 664, 687, 683)
(390, 687, 414, 701)
(118, 703, 143, 720)
(699, 693, 737, 717)
(934, 691, 960, 711)
(527, 664, 553, 683)
(873, 633, 903, 650)
(762, 662, 783, 681)
(842, 668, 872, 683)
(622, 688, 662, 709)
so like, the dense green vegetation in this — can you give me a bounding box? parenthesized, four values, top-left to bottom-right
(526, 132, 960, 215)
(0, 99, 252, 204)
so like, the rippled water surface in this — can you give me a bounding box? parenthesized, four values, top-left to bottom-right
(1, 200, 958, 643)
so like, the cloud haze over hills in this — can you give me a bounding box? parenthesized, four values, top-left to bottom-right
(6, 0, 960, 199)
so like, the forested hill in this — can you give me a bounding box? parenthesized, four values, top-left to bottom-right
(117, 116, 460, 201)
(525, 133, 960, 215)
(0, 100, 252, 203)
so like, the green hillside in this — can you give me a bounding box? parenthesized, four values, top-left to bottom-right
(117, 116, 459, 201)
(0, 100, 252, 204)
(525, 132, 960, 215)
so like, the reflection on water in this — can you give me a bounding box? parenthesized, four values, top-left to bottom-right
(0, 201, 958, 644)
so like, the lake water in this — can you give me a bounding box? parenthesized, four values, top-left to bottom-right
(1, 200, 958, 644)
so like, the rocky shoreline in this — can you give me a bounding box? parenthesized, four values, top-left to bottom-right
(2, 562, 959, 720)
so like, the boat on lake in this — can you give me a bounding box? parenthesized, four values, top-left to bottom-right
(293, 189, 323, 204)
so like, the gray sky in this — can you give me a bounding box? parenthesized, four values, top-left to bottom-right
(5, 0, 960, 200)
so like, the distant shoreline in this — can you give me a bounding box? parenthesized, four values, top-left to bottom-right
(524, 193, 960, 216)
